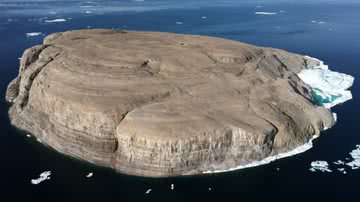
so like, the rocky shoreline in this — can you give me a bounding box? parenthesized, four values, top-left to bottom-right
(6, 29, 337, 177)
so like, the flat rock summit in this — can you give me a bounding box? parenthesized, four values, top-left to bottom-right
(6, 29, 335, 177)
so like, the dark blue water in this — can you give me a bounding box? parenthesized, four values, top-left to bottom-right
(1, 1, 359, 201)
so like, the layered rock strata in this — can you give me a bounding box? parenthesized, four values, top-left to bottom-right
(6, 29, 335, 177)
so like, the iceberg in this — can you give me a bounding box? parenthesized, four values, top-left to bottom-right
(298, 56, 354, 109)
(31, 171, 51, 185)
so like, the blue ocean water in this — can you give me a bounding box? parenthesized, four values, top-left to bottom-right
(0, 1, 359, 201)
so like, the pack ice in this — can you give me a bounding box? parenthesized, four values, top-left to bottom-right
(298, 56, 354, 109)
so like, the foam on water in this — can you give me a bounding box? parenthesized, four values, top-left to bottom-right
(203, 135, 319, 174)
(298, 56, 354, 109)
(31, 171, 51, 185)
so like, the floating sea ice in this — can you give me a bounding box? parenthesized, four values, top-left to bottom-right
(298, 57, 354, 109)
(337, 168, 347, 174)
(255, 12, 277, 15)
(310, 161, 332, 172)
(346, 145, 360, 170)
(31, 171, 51, 185)
(45, 19, 67, 23)
(86, 172, 93, 178)
(333, 160, 345, 165)
(145, 189, 152, 194)
(26, 32, 42, 37)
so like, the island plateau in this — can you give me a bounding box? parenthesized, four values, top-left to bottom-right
(6, 29, 353, 177)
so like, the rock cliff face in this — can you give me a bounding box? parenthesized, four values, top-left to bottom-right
(6, 29, 335, 177)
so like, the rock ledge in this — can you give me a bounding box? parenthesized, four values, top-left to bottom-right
(6, 29, 334, 177)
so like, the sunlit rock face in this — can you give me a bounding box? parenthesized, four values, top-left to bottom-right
(6, 29, 345, 177)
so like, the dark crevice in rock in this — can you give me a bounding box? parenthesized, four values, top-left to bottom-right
(17, 46, 61, 110)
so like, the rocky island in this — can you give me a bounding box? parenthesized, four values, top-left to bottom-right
(6, 29, 353, 177)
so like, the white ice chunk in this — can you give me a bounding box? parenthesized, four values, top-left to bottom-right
(145, 189, 152, 194)
(204, 135, 319, 174)
(333, 160, 345, 165)
(255, 12, 277, 15)
(26, 32, 42, 37)
(346, 145, 360, 169)
(45, 19, 67, 23)
(310, 161, 332, 172)
(332, 113, 337, 122)
(298, 57, 354, 109)
(86, 172, 93, 178)
(31, 171, 51, 185)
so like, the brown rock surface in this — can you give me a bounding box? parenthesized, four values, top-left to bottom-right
(6, 29, 334, 177)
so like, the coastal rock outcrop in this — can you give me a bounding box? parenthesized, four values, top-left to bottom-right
(6, 29, 336, 177)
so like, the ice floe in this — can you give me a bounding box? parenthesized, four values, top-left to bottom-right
(26, 32, 42, 37)
(45, 18, 67, 23)
(309, 161, 332, 172)
(333, 160, 345, 165)
(346, 145, 360, 169)
(337, 168, 347, 174)
(145, 189, 152, 194)
(31, 171, 51, 185)
(298, 56, 354, 109)
(255, 12, 277, 15)
(86, 172, 93, 178)
(204, 135, 319, 174)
